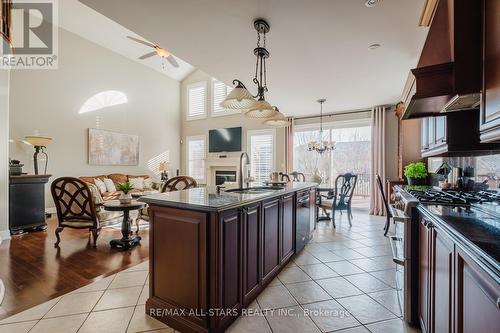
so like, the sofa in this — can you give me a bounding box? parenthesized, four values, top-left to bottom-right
(79, 173, 157, 202)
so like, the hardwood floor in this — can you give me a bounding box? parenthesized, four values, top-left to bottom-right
(0, 216, 149, 320)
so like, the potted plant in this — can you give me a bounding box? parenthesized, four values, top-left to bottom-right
(404, 162, 428, 185)
(117, 181, 134, 204)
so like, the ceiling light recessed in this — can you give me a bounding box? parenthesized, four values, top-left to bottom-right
(368, 43, 381, 50)
(365, 0, 379, 7)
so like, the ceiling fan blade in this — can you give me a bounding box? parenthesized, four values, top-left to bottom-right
(138, 51, 157, 60)
(126, 36, 156, 48)
(166, 55, 179, 68)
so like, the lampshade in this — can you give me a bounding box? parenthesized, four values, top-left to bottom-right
(263, 108, 290, 127)
(220, 86, 257, 110)
(244, 99, 278, 119)
(24, 136, 52, 147)
(159, 161, 170, 172)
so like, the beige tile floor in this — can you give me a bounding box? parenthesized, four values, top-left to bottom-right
(0, 208, 420, 333)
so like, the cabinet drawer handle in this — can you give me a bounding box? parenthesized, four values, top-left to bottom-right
(497, 298, 500, 309)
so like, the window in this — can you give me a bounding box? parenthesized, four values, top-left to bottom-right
(186, 136, 206, 182)
(211, 79, 236, 116)
(187, 82, 206, 120)
(293, 120, 371, 198)
(248, 130, 275, 181)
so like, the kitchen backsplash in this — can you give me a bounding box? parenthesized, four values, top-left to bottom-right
(427, 153, 500, 189)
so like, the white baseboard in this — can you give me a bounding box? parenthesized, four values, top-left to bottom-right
(0, 229, 11, 241)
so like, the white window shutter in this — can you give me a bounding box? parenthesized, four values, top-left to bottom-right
(187, 137, 206, 181)
(188, 83, 206, 119)
(212, 79, 233, 114)
(249, 132, 274, 181)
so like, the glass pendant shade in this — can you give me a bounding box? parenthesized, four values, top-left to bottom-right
(244, 99, 278, 119)
(220, 86, 257, 110)
(263, 108, 290, 126)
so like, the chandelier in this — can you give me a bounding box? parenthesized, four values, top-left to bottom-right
(220, 19, 286, 121)
(307, 99, 336, 154)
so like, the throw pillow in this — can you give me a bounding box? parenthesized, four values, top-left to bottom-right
(94, 178, 107, 193)
(129, 177, 144, 190)
(103, 178, 117, 192)
(143, 178, 153, 190)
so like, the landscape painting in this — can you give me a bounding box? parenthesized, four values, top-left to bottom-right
(88, 128, 139, 165)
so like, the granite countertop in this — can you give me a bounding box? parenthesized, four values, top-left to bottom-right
(418, 203, 500, 278)
(139, 182, 318, 212)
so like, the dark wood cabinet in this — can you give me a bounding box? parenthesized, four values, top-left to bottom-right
(241, 203, 261, 303)
(218, 209, 243, 317)
(432, 227, 454, 333)
(280, 194, 295, 263)
(480, 0, 500, 142)
(421, 116, 446, 156)
(455, 248, 500, 333)
(262, 198, 281, 283)
(420, 110, 500, 157)
(146, 185, 317, 333)
(418, 211, 500, 333)
(419, 217, 431, 333)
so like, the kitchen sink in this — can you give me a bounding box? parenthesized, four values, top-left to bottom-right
(225, 186, 285, 193)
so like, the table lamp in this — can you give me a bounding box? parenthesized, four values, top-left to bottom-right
(159, 161, 170, 181)
(24, 136, 52, 175)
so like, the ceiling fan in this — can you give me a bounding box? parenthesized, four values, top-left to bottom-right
(126, 36, 179, 68)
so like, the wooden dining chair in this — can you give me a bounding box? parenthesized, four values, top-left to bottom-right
(317, 173, 358, 227)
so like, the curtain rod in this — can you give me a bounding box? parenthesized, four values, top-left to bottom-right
(293, 104, 394, 121)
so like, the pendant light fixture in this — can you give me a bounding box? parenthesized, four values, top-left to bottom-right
(263, 107, 291, 127)
(307, 99, 336, 154)
(220, 19, 278, 119)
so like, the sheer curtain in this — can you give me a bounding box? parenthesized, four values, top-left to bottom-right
(370, 106, 386, 216)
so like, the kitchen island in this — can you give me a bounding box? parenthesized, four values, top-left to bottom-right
(139, 182, 317, 333)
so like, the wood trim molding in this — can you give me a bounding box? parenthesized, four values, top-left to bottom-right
(419, 0, 439, 27)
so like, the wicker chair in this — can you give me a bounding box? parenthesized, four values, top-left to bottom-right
(135, 176, 197, 232)
(51, 177, 123, 247)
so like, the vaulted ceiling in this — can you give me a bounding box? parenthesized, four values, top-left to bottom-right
(79, 0, 429, 116)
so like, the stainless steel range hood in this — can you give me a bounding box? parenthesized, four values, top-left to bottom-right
(440, 93, 481, 113)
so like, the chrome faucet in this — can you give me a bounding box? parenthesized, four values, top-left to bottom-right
(239, 152, 250, 188)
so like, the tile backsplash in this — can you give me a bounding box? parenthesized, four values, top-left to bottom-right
(428, 153, 500, 189)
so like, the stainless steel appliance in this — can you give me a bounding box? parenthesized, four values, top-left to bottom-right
(296, 189, 313, 252)
(390, 188, 418, 325)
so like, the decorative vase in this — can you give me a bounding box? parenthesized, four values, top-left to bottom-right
(311, 173, 322, 184)
(119, 192, 133, 204)
(407, 177, 426, 186)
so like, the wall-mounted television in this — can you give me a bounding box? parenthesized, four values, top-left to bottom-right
(209, 127, 242, 153)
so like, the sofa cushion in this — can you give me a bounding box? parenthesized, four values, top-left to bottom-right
(129, 177, 144, 190)
(102, 191, 122, 201)
(108, 173, 128, 184)
(79, 175, 108, 184)
(103, 178, 117, 192)
(94, 178, 107, 193)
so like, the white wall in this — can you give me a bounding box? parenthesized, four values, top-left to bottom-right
(180, 69, 286, 176)
(0, 64, 9, 239)
(9, 28, 181, 207)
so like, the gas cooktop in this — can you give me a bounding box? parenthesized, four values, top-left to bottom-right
(407, 188, 500, 207)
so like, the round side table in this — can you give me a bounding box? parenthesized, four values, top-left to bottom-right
(103, 200, 146, 250)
